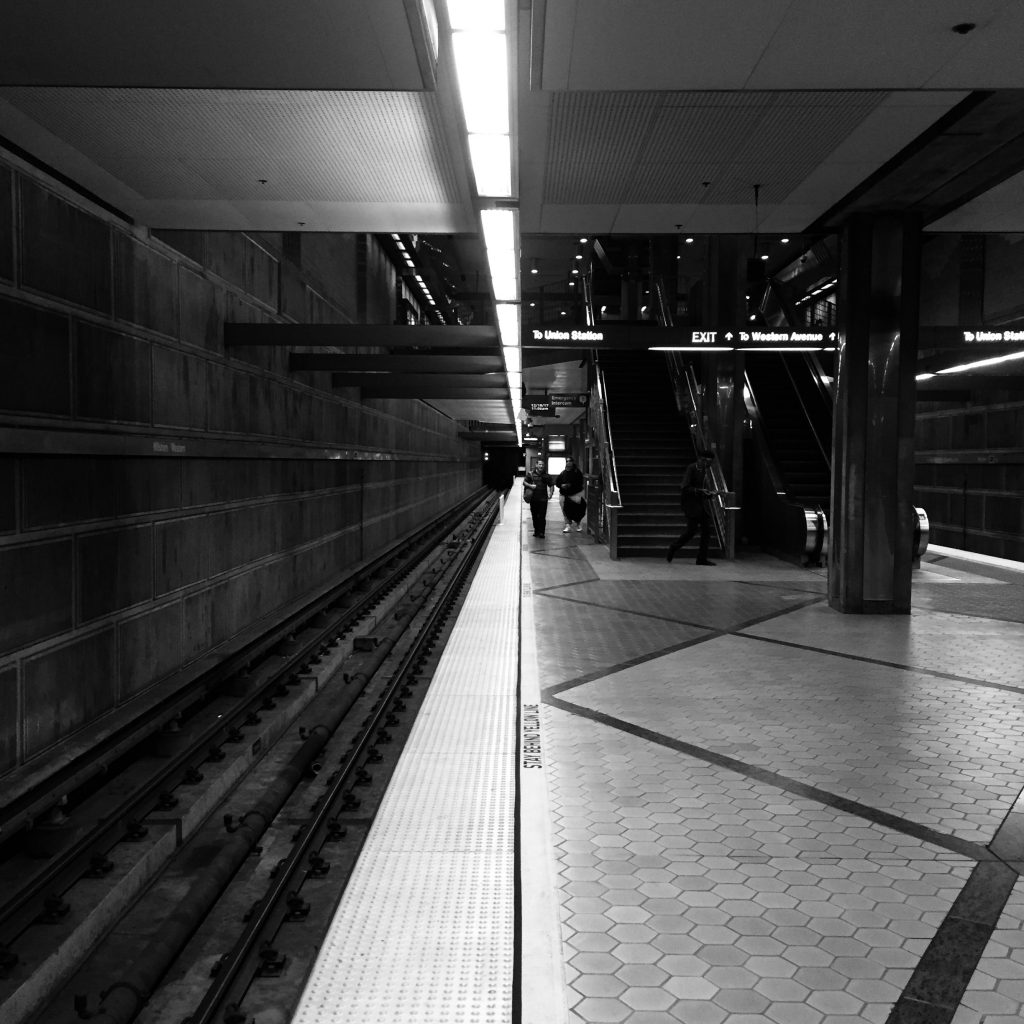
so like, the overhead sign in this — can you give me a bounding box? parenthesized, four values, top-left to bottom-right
(549, 393, 589, 408)
(524, 323, 1024, 352)
(919, 326, 1024, 348)
(524, 323, 836, 350)
(529, 328, 607, 344)
(963, 329, 1024, 341)
(650, 328, 835, 349)
(523, 393, 589, 415)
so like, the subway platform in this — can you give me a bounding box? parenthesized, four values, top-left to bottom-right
(296, 485, 1024, 1024)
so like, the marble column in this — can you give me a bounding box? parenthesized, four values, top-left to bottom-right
(829, 213, 921, 613)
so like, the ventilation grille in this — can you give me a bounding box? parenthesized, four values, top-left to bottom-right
(546, 90, 888, 205)
(1, 87, 463, 204)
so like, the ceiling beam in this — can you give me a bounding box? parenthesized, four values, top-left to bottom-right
(459, 431, 519, 442)
(456, 422, 515, 432)
(331, 373, 506, 390)
(290, 353, 504, 372)
(351, 385, 512, 399)
(810, 91, 1024, 231)
(226, 324, 499, 348)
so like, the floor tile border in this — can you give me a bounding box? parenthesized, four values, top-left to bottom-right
(545, 695, 990, 862)
(886, 861, 1019, 1023)
(736, 632, 1024, 697)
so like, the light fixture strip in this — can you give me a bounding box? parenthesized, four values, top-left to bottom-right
(936, 349, 1024, 375)
(447, 0, 518, 427)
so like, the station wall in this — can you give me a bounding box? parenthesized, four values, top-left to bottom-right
(916, 233, 1024, 562)
(0, 153, 480, 782)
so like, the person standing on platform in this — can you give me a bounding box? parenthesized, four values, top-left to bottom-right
(667, 448, 719, 565)
(524, 457, 554, 539)
(556, 456, 587, 533)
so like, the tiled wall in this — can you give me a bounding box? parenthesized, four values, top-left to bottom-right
(0, 154, 479, 776)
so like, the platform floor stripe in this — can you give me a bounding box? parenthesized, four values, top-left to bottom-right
(292, 498, 520, 1024)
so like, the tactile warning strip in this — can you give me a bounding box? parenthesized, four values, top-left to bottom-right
(292, 500, 520, 1024)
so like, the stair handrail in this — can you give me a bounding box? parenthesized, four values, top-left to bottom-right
(649, 276, 730, 550)
(592, 359, 622, 510)
(679, 360, 728, 550)
(582, 271, 597, 326)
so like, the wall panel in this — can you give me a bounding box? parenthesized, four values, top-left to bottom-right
(1, 152, 480, 786)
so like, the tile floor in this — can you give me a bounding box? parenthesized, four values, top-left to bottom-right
(524, 524, 1024, 1024)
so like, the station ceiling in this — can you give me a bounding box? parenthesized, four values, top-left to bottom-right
(3, 1, 1024, 442)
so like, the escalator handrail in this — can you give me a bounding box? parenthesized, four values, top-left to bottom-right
(680, 361, 728, 549)
(778, 355, 831, 469)
(743, 368, 793, 500)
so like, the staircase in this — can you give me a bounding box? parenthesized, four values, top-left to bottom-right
(602, 351, 713, 558)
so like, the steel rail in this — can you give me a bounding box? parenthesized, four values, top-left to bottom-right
(187, 494, 500, 1024)
(75, 495, 498, 1024)
(0, 491, 491, 992)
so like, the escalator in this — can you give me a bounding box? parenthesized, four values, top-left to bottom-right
(746, 353, 832, 504)
(743, 352, 833, 564)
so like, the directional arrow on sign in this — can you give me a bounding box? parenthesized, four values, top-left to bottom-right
(725, 332, 734, 341)
(828, 331, 837, 341)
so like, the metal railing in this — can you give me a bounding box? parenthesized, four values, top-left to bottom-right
(651, 275, 734, 556)
(583, 272, 624, 554)
(590, 359, 623, 555)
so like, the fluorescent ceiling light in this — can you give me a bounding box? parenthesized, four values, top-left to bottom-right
(480, 207, 515, 254)
(467, 134, 512, 197)
(916, 372, 936, 381)
(418, 0, 439, 58)
(452, 31, 509, 134)
(503, 346, 522, 374)
(496, 302, 520, 347)
(649, 346, 735, 352)
(936, 350, 1024, 374)
(447, 0, 504, 31)
(507, 370, 522, 391)
(738, 346, 823, 352)
(487, 249, 518, 301)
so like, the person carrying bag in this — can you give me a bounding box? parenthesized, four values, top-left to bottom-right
(555, 456, 586, 533)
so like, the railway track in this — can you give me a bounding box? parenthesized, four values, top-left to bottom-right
(0, 490, 501, 1024)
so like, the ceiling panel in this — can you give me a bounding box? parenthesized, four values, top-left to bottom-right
(0, 0, 432, 90)
(542, 1, 1024, 92)
(0, 88, 475, 232)
(0, 88, 464, 204)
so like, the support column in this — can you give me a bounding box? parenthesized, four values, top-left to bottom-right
(829, 214, 921, 613)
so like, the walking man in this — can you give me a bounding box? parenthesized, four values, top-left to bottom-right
(667, 448, 718, 565)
